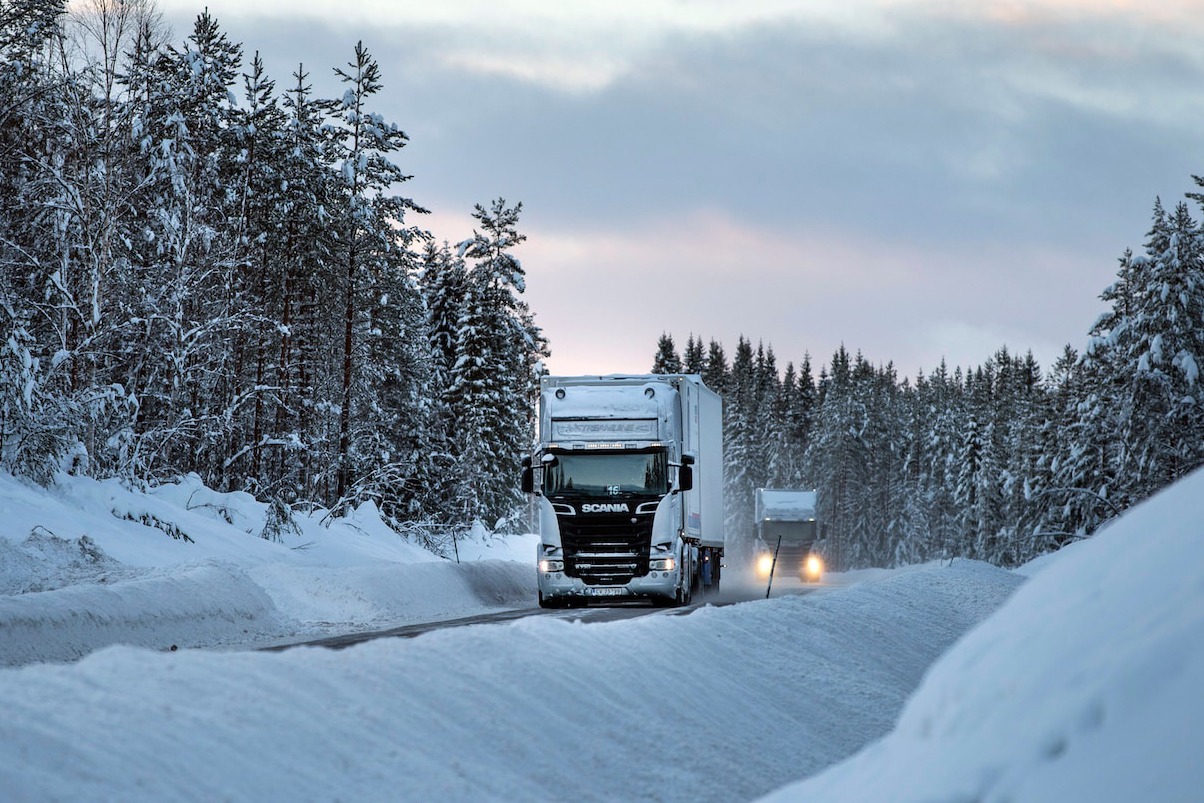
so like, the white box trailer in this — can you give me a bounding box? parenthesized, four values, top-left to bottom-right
(522, 374, 724, 607)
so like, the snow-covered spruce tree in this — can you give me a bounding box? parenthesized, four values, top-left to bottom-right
(1073, 198, 1204, 526)
(701, 338, 729, 395)
(1114, 201, 1203, 499)
(893, 370, 933, 565)
(957, 365, 1006, 562)
(752, 342, 780, 492)
(324, 40, 427, 506)
(801, 346, 865, 570)
(1038, 345, 1092, 541)
(766, 351, 817, 492)
(414, 240, 469, 519)
(682, 333, 705, 374)
(1060, 248, 1136, 534)
(856, 358, 905, 566)
(651, 332, 682, 373)
(996, 349, 1051, 565)
(773, 360, 803, 487)
(450, 199, 548, 529)
(722, 336, 758, 554)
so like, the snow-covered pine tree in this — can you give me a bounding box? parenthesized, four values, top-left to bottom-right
(117, 10, 246, 480)
(270, 63, 340, 500)
(0, 0, 134, 481)
(325, 40, 426, 504)
(217, 50, 293, 493)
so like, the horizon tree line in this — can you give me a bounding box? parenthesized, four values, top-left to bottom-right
(652, 183, 1204, 568)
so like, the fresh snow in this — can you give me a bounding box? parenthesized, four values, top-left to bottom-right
(764, 466, 1204, 802)
(0, 467, 1200, 801)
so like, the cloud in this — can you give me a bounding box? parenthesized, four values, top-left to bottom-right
(517, 210, 1110, 377)
(150, 0, 1204, 380)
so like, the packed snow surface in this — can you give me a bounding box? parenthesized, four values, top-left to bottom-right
(0, 467, 1200, 801)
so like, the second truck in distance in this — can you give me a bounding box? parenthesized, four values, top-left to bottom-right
(753, 488, 824, 583)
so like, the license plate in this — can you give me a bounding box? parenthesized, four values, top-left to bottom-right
(590, 587, 625, 596)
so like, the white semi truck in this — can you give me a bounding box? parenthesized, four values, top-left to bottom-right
(753, 488, 823, 583)
(521, 374, 724, 607)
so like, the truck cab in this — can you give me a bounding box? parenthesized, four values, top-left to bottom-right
(523, 375, 722, 607)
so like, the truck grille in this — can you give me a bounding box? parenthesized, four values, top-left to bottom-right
(558, 511, 653, 585)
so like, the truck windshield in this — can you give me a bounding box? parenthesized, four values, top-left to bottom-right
(543, 451, 668, 498)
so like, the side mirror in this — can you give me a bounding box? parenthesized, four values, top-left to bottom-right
(520, 456, 534, 494)
(678, 464, 693, 492)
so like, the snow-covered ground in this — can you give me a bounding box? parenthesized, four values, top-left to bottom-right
(0, 468, 1200, 801)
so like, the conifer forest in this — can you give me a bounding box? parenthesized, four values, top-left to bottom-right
(3, 1, 1202, 567)
(0, 1, 547, 531)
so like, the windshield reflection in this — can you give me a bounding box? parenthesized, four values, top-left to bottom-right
(543, 452, 668, 498)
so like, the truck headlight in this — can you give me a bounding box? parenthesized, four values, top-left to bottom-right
(649, 557, 676, 572)
(804, 555, 824, 580)
(539, 559, 564, 573)
(756, 554, 774, 577)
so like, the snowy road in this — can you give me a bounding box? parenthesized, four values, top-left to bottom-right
(1, 563, 1018, 802)
(4, 470, 1202, 801)
(263, 584, 825, 651)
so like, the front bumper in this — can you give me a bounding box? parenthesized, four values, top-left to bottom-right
(538, 568, 679, 601)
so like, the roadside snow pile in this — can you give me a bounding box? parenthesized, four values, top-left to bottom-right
(0, 529, 137, 595)
(0, 472, 536, 667)
(0, 561, 284, 666)
(0, 559, 1022, 802)
(764, 466, 1204, 803)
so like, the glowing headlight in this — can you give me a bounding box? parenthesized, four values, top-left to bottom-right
(539, 559, 564, 573)
(804, 555, 824, 580)
(649, 558, 676, 571)
(756, 554, 774, 576)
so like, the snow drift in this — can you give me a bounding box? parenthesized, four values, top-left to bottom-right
(764, 467, 1204, 802)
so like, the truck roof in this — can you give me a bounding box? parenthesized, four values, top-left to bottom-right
(755, 488, 818, 520)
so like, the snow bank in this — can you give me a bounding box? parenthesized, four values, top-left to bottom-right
(0, 560, 1021, 802)
(763, 467, 1204, 803)
(0, 560, 284, 665)
(0, 472, 537, 667)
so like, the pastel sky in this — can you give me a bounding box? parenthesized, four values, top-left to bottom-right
(156, 0, 1204, 377)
